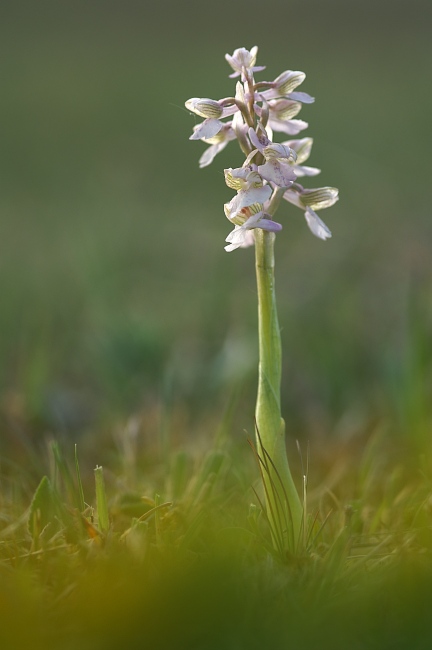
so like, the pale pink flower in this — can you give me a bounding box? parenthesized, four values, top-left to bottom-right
(283, 185, 339, 240)
(186, 46, 339, 250)
(225, 46, 265, 79)
(248, 127, 297, 188)
(225, 207, 282, 252)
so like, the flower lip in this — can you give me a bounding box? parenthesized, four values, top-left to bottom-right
(224, 210, 282, 251)
(225, 185, 273, 222)
(198, 124, 237, 168)
(258, 160, 296, 187)
(304, 207, 332, 240)
(189, 119, 223, 141)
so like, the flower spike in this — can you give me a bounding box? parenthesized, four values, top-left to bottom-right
(186, 46, 338, 250)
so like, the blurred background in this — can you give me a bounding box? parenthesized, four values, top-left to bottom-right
(0, 0, 431, 466)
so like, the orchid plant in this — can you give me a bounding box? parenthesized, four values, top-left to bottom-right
(186, 47, 338, 553)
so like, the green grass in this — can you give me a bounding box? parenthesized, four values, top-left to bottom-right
(2, 423, 432, 649)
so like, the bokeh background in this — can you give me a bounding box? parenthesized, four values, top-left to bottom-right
(1, 0, 431, 464)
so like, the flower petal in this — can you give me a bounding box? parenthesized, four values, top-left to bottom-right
(232, 185, 272, 211)
(239, 230, 255, 248)
(263, 142, 295, 161)
(304, 207, 332, 240)
(283, 188, 303, 208)
(293, 165, 321, 177)
(258, 218, 283, 232)
(288, 91, 315, 104)
(268, 118, 309, 135)
(185, 98, 223, 119)
(220, 104, 239, 118)
(225, 211, 282, 251)
(275, 70, 306, 94)
(225, 229, 255, 251)
(199, 142, 227, 168)
(242, 211, 265, 228)
(225, 225, 247, 245)
(258, 160, 296, 187)
(225, 46, 262, 78)
(224, 167, 263, 190)
(225, 223, 255, 250)
(248, 127, 269, 152)
(268, 99, 302, 120)
(190, 119, 223, 140)
(299, 187, 339, 210)
(283, 138, 313, 164)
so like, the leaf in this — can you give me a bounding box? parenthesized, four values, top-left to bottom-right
(28, 476, 55, 540)
(94, 466, 110, 534)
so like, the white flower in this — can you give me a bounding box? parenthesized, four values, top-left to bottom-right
(225, 46, 265, 79)
(225, 206, 282, 252)
(282, 138, 321, 177)
(225, 227, 255, 251)
(185, 97, 238, 141)
(224, 166, 263, 191)
(198, 124, 237, 168)
(266, 99, 309, 136)
(186, 46, 339, 249)
(248, 127, 297, 188)
(224, 184, 272, 224)
(259, 70, 315, 104)
(283, 185, 339, 240)
(185, 97, 225, 119)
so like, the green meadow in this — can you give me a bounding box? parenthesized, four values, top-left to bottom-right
(1, 1, 432, 648)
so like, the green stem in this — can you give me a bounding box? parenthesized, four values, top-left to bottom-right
(254, 228, 302, 551)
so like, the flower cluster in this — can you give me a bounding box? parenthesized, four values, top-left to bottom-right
(186, 47, 338, 251)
